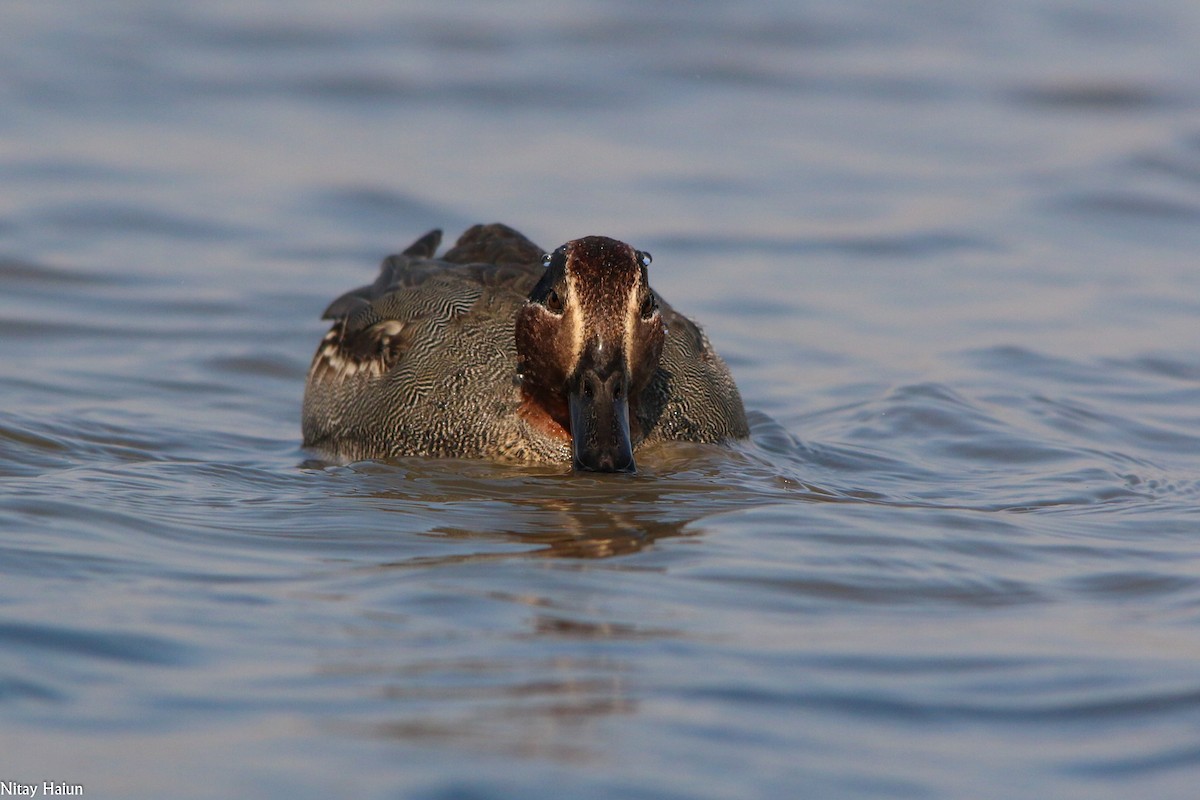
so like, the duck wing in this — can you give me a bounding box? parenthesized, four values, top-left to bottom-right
(441, 223, 543, 267)
(309, 225, 542, 385)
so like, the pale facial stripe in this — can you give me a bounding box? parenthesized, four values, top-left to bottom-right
(564, 262, 585, 370)
(623, 273, 641, 380)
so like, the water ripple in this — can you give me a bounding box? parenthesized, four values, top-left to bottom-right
(4, 0, 1200, 797)
(0, 621, 195, 667)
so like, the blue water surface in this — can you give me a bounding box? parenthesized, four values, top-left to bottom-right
(2, 1, 1200, 798)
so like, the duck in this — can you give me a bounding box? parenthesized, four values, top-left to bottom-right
(302, 223, 748, 472)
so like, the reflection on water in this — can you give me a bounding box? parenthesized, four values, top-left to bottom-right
(327, 603, 646, 762)
(3, 0, 1200, 798)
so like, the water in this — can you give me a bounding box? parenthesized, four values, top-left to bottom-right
(2, 1, 1200, 797)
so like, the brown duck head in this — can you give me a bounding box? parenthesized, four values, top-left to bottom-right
(515, 236, 666, 473)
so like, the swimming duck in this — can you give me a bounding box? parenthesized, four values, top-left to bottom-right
(302, 223, 748, 472)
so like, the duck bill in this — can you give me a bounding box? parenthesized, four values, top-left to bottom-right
(567, 366, 636, 474)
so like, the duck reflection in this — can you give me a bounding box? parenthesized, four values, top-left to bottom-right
(339, 656, 638, 761)
(314, 455, 743, 757)
(423, 496, 695, 560)
(337, 441, 755, 562)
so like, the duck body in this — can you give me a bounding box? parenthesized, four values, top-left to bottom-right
(302, 223, 748, 471)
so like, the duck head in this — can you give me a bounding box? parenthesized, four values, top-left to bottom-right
(515, 236, 665, 473)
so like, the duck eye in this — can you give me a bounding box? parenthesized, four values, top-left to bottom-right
(545, 289, 564, 314)
(636, 250, 652, 268)
(640, 294, 658, 320)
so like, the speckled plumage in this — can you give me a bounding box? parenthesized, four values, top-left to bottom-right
(302, 223, 748, 465)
